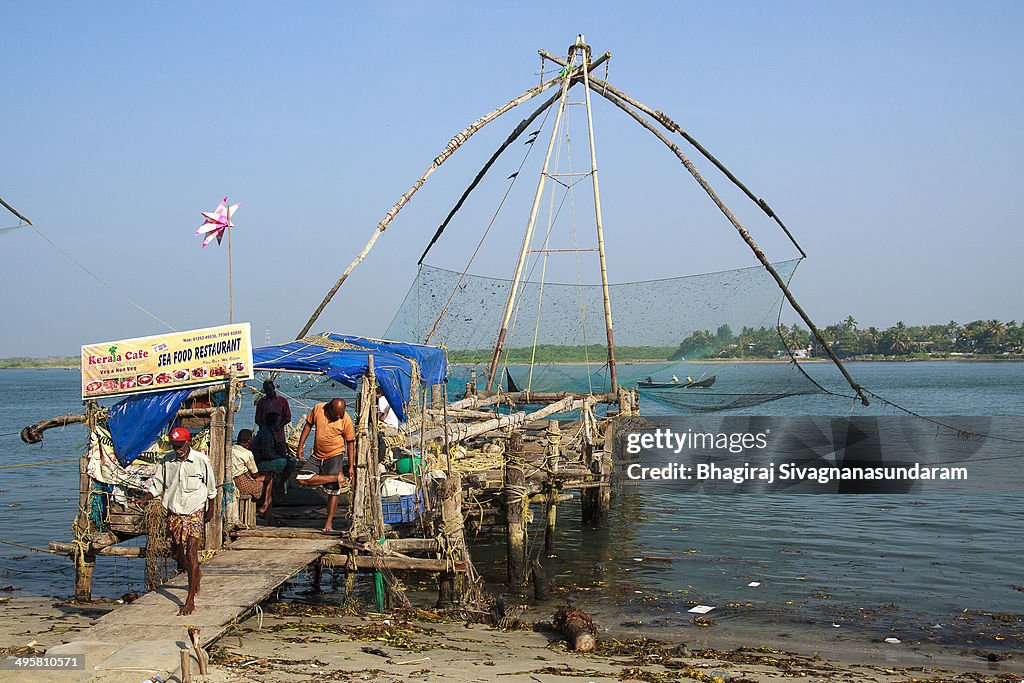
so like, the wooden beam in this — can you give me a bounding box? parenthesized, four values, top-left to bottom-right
(320, 553, 465, 572)
(422, 393, 599, 444)
(50, 542, 145, 558)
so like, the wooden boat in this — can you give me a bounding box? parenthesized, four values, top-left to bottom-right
(638, 375, 717, 389)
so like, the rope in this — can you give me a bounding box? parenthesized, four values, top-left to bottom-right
(0, 457, 79, 469)
(423, 100, 556, 344)
(862, 388, 1024, 448)
(29, 225, 175, 331)
(0, 538, 60, 554)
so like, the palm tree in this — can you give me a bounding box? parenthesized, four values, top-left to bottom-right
(884, 322, 912, 355)
(983, 319, 1007, 353)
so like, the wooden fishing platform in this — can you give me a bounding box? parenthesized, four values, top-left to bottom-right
(32, 535, 337, 682)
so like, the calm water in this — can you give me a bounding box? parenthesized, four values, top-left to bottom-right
(1, 363, 1022, 649)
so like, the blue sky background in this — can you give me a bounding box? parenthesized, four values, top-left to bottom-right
(3, 1, 1022, 356)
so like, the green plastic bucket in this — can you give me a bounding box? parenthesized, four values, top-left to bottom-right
(396, 455, 423, 475)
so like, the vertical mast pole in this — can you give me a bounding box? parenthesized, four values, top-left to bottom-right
(578, 35, 617, 392)
(226, 201, 233, 324)
(486, 44, 579, 391)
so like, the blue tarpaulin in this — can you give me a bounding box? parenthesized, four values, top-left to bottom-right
(251, 333, 447, 423)
(108, 388, 192, 465)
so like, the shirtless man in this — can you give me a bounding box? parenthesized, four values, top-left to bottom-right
(294, 398, 355, 532)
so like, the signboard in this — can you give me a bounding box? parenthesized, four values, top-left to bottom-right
(81, 323, 254, 399)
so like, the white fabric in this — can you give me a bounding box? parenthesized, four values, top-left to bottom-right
(86, 425, 160, 490)
(378, 394, 400, 428)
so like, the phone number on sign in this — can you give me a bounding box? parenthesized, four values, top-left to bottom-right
(1, 656, 84, 670)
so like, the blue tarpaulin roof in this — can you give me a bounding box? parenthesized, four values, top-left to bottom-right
(108, 388, 192, 465)
(104, 333, 443, 465)
(251, 333, 448, 422)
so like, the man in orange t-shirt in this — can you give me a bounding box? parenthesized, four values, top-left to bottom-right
(295, 398, 355, 532)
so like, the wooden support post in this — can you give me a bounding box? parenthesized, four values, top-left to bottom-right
(580, 441, 598, 527)
(74, 551, 96, 601)
(581, 446, 611, 528)
(73, 444, 97, 601)
(596, 450, 612, 527)
(188, 626, 208, 675)
(364, 357, 386, 540)
(312, 561, 324, 593)
(437, 470, 465, 607)
(430, 384, 444, 410)
(223, 376, 237, 544)
(505, 430, 528, 587)
(350, 371, 373, 540)
(465, 370, 478, 399)
(206, 406, 226, 550)
(544, 420, 560, 556)
(532, 558, 551, 601)
(179, 648, 192, 683)
(344, 552, 357, 596)
(617, 386, 634, 416)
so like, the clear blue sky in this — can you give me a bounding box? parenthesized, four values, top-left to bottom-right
(3, 1, 1022, 356)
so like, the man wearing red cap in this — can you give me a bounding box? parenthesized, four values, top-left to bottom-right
(141, 426, 218, 616)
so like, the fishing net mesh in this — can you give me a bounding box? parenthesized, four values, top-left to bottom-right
(385, 261, 836, 411)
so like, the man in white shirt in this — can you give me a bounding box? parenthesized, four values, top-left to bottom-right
(376, 386, 400, 429)
(141, 427, 217, 616)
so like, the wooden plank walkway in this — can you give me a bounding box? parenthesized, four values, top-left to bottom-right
(31, 535, 339, 683)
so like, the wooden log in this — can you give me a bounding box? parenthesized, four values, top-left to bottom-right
(50, 542, 145, 557)
(581, 442, 598, 527)
(444, 389, 619, 414)
(505, 431, 528, 588)
(427, 407, 497, 420)
(553, 605, 597, 652)
(21, 412, 86, 443)
(423, 394, 585, 444)
(320, 553, 465, 572)
(21, 385, 232, 444)
(232, 529, 439, 553)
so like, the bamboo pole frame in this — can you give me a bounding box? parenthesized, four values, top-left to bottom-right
(486, 42, 579, 391)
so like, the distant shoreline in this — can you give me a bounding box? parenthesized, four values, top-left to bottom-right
(3, 356, 1023, 371)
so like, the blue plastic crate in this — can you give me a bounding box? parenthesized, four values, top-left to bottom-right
(381, 492, 423, 524)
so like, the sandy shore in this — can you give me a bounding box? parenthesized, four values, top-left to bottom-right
(2, 597, 1020, 682)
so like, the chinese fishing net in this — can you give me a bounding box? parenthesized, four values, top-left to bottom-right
(384, 260, 844, 412)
